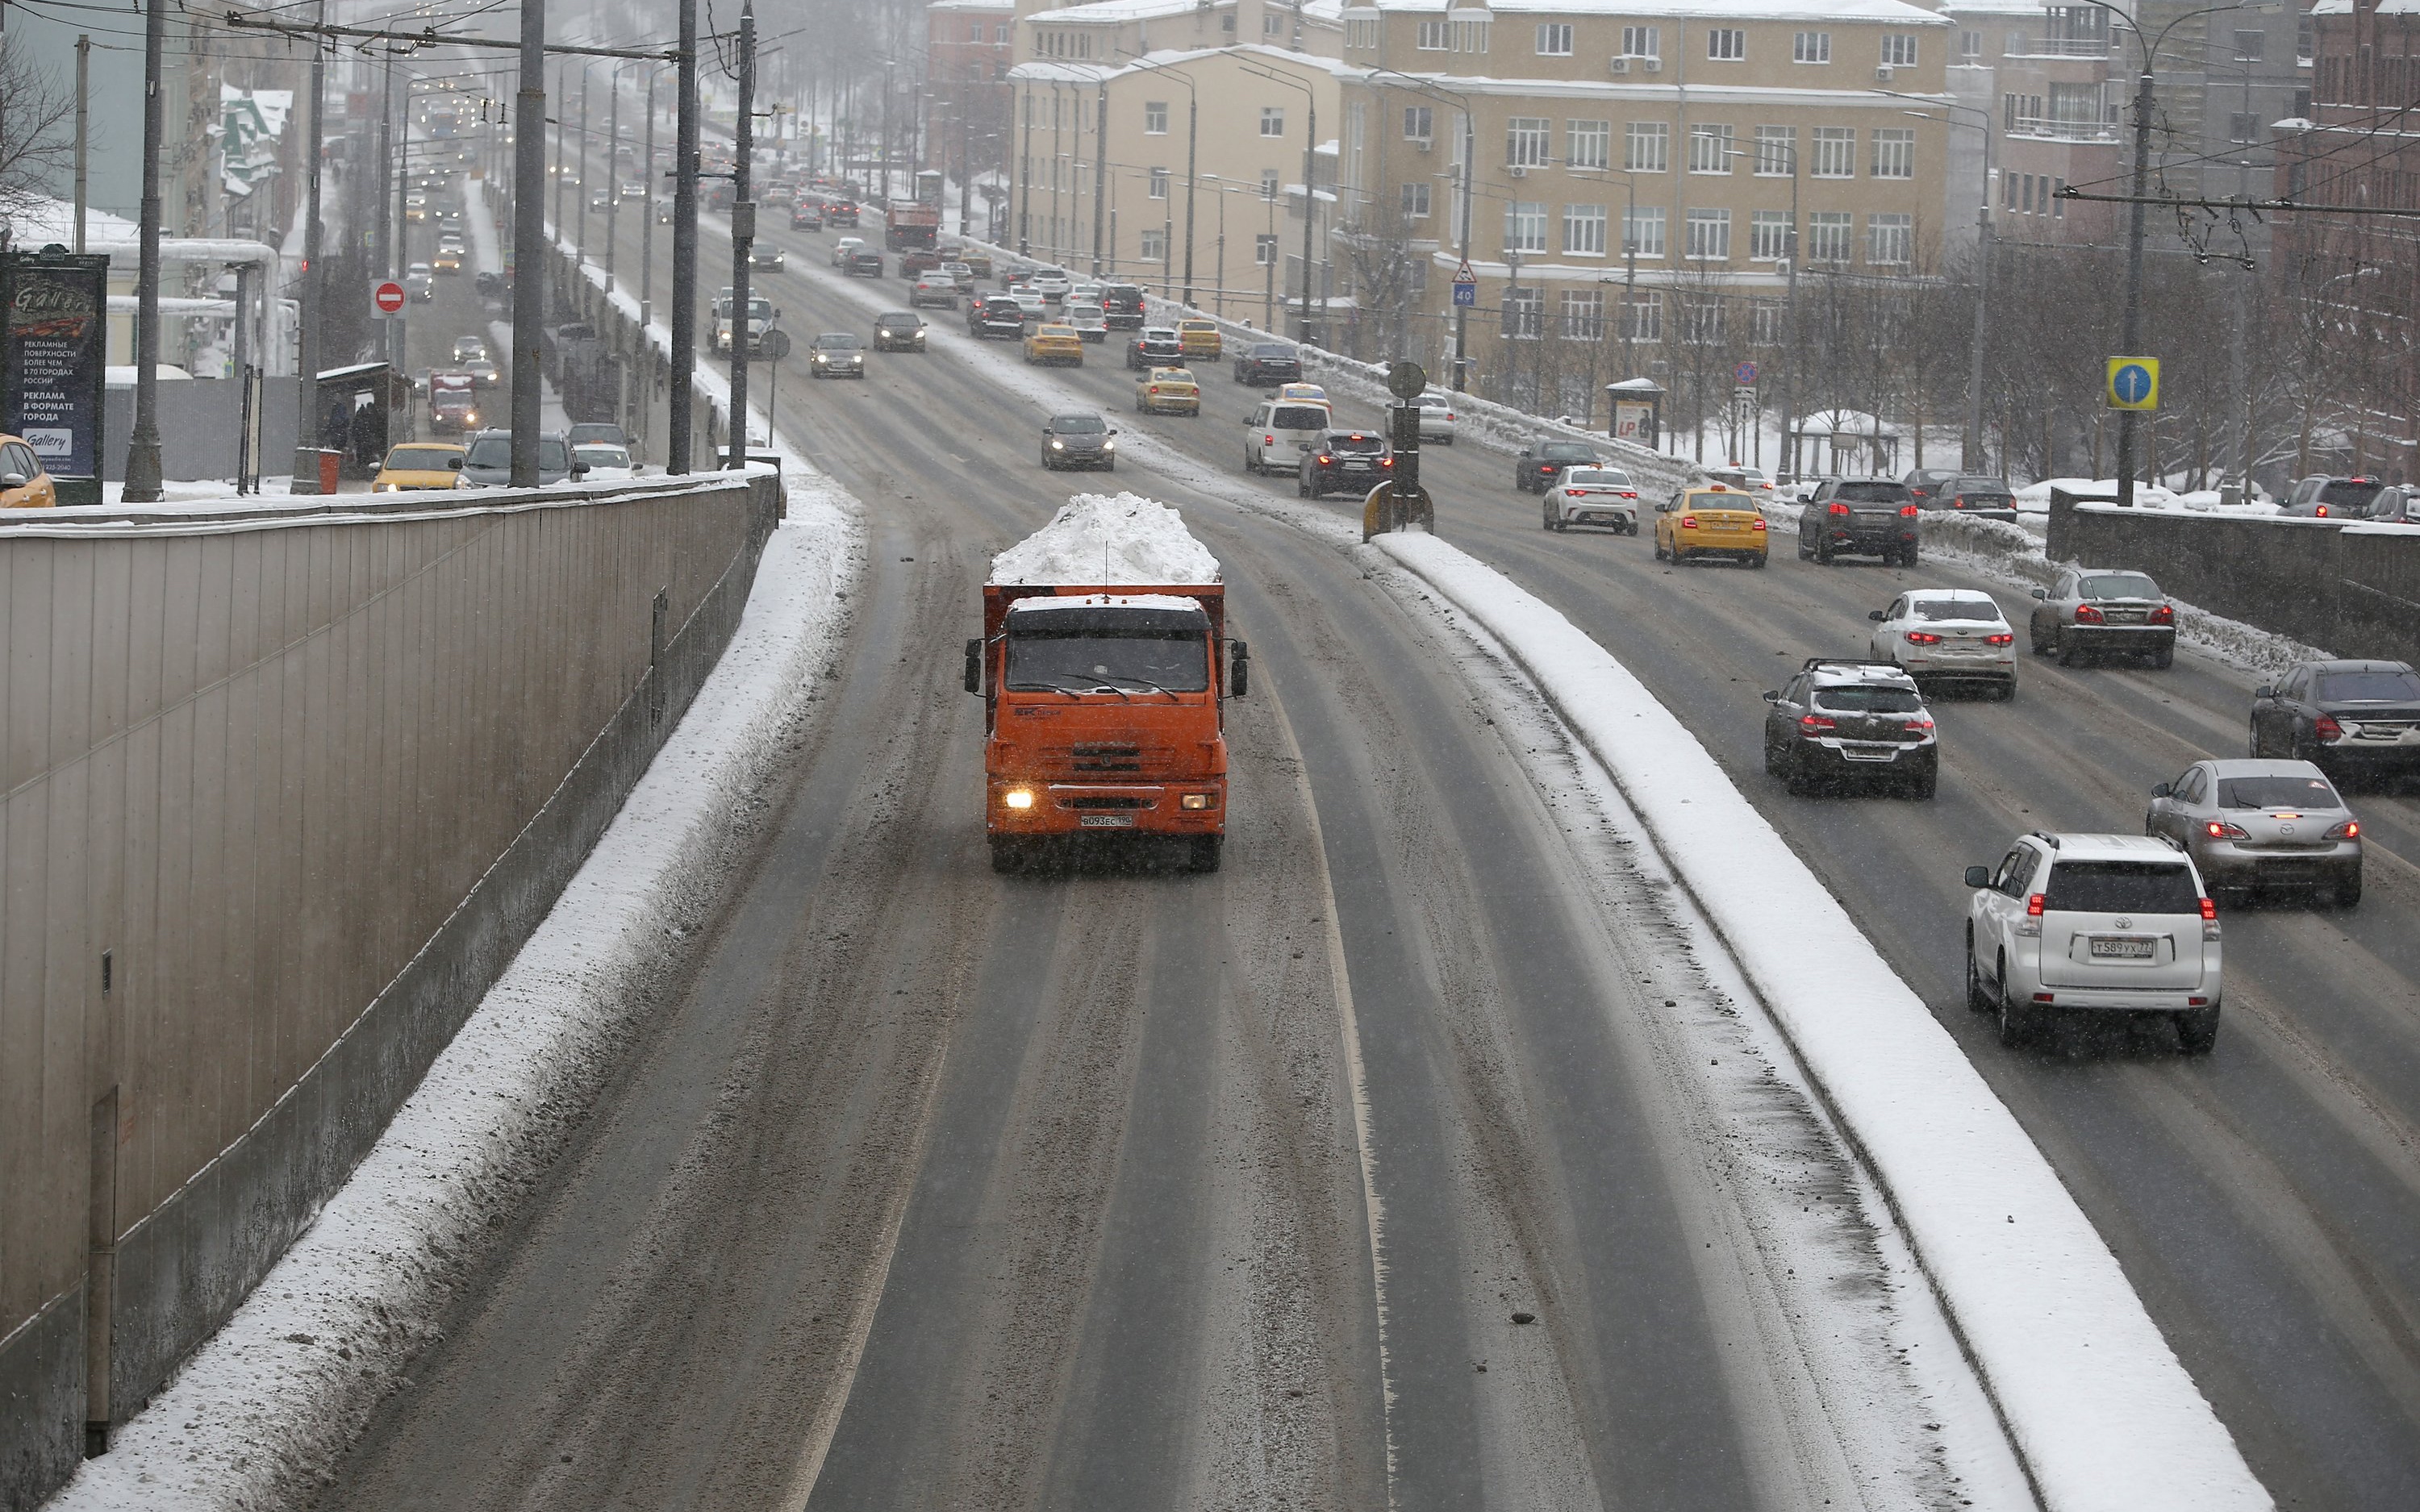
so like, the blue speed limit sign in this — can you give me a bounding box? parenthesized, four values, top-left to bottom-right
(2105, 357, 2159, 410)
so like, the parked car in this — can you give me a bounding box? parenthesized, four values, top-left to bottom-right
(1902, 467, 1962, 505)
(1963, 831, 2222, 1051)
(872, 311, 927, 352)
(807, 331, 869, 377)
(1762, 657, 1937, 798)
(1414, 390, 1458, 444)
(1298, 428, 1393, 498)
(2247, 658, 2420, 781)
(1126, 327, 1184, 369)
(1040, 411, 1116, 471)
(1799, 477, 1921, 565)
(1134, 366, 1201, 416)
(1542, 467, 1639, 533)
(2282, 474, 2387, 518)
(1233, 342, 1304, 385)
(1920, 475, 2018, 519)
(1514, 440, 1603, 492)
(2146, 759, 2361, 906)
(2026, 569, 2176, 667)
(1867, 589, 2017, 697)
(1653, 483, 1769, 566)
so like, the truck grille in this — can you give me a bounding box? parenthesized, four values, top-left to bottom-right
(1066, 743, 1142, 773)
(1066, 796, 1152, 810)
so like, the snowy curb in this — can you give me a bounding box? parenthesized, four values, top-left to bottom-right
(42, 425, 867, 1512)
(1371, 530, 2272, 1512)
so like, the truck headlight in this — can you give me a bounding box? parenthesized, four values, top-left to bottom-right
(1003, 788, 1036, 810)
(1180, 793, 1213, 810)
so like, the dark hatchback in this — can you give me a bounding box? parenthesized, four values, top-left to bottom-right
(2250, 659, 2420, 781)
(1101, 282, 1148, 328)
(1126, 327, 1184, 369)
(1921, 475, 2017, 519)
(1233, 343, 1304, 385)
(1040, 412, 1118, 471)
(1514, 441, 1603, 492)
(1298, 429, 1393, 498)
(872, 310, 927, 352)
(844, 247, 884, 277)
(1800, 477, 1921, 565)
(967, 293, 1028, 339)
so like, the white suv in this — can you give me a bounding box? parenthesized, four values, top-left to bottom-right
(1964, 832, 2222, 1052)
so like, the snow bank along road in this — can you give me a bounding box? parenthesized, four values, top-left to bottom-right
(699, 212, 2412, 1509)
(294, 232, 2063, 1511)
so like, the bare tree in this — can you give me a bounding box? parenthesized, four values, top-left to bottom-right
(0, 38, 79, 224)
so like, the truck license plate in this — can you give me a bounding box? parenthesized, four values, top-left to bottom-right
(1078, 814, 1136, 828)
(2089, 937, 2155, 960)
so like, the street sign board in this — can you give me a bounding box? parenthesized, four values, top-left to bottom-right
(0, 250, 110, 502)
(1733, 360, 1759, 385)
(1451, 260, 1477, 307)
(1387, 360, 1429, 399)
(373, 280, 407, 315)
(1451, 261, 1477, 283)
(2105, 356, 2159, 410)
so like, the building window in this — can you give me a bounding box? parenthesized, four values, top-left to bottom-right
(1682, 296, 1725, 344)
(1255, 232, 1279, 264)
(1508, 117, 1552, 166)
(1625, 203, 1666, 256)
(1417, 19, 1449, 49)
(1871, 128, 1914, 178)
(1537, 23, 1574, 56)
(1959, 29, 1981, 59)
(1266, 10, 1283, 34)
(995, 23, 1011, 42)
(1564, 203, 1607, 254)
(1625, 291, 1663, 340)
(1812, 126, 1855, 177)
(1145, 102, 1169, 135)
(1262, 169, 1281, 198)
(1685, 207, 1731, 259)
(1402, 181, 1432, 217)
(1261, 106, 1286, 137)
(1808, 210, 1853, 261)
(1622, 24, 1659, 58)
(2052, 178, 2067, 216)
(1754, 125, 1796, 175)
(1709, 27, 1746, 61)
(1562, 288, 1605, 339)
(1453, 15, 1490, 52)
(1504, 285, 1542, 338)
(1504, 201, 1548, 252)
(1688, 123, 1736, 173)
(1794, 31, 1830, 64)
(1750, 298, 1783, 345)
(2229, 111, 2259, 144)
(1141, 227, 1167, 260)
(1625, 121, 1670, 173)
(1149, 166, 1170, 198)
(1867, 213, 1912, 264)
(1881, 34, 1919, 68)
(969, 20, 983, 41)
(1750, 209, 1792, 260)
(1568, 119, 1611, 170)
(1404, 106, 1433, 141)
(2234, 27, 2265, 60)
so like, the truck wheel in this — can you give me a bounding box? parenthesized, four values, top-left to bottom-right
(2175, 1006, 2220, 1054)
(1188, 835, 1223, 873)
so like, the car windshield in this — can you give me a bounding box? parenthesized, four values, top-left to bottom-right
(1050, 414, 1106, 433)
(2314, 669, 2420, 702)
(1253, 345, 1296, 359)
(2318, 479, 2385, 506)
(1004, 610, 1209, 693)
(1142, 330, 1177, 341)
(1540, 444, 1598, 461)
(385, 448, 458, 470)
(878, 314, 918, 327)
(1951, 477, 2010, 493)
(1152, 369, 1194, 383)
(567, 425, 622, 445)
(1912, 596, 2003, 623)
(1812, 686, 1924, 714)
(2080, 573, 2161, 600)
(2217, 774, 2343, 810)
(463, 437, 510, 468)
(1834, 481, 1909, 503)
(1563, 469, 1631, 486)
(2042, 860, 2201, 914)
(575, 445, 630, 469)
(1420, 393, 1453, 409)
(816, 333, 863, 349)
(1271, 406, 1329, 430)
(1328, 434, 1384, 454)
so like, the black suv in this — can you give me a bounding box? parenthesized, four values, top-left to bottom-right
(1514, 441, 1602, 492)
(967, 293, 1027, 339)
(1800, 477, 1920, 565)
(1922, 475, 2017, 520)
(1233, 343, 1303, 385)
(1761, 659, 1938, 799)
(2249, 659, 2420, 779)
(1126, 327, 1184, 369)
(845, 247, 884, 277)
(824, 198, 860, 227)
(789, 200, 823, 231)
(1298, 429, 1392, 498)
(2281, 475, 2386, 518)
(1101, 282, 1148, 329)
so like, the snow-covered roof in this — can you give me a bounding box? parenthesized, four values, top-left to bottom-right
(1028, 0, 1231, 23)
(929, 0, 1014, 10)
(1012, 42, 1361, 84)
(1365, 0, 1946, 19)
(989, 493, 1222, 585)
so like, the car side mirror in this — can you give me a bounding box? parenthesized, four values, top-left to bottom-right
(2255, 685, 2275, 700)
(1963, 865, 1991, 889)
(448, 456, 464, 469)
(964, 638, 983, 694)
(1761, 689, 1780, 702)
(2030, 587, 2048, 600)
(0, 473, 26, 489)
(1229, 639, 1250, 698)
(571, 462, 590, 476)
(1867, 609, 1885, 621)
(1110, 427, 1120, 435)
(2151, 782, 2172, 798)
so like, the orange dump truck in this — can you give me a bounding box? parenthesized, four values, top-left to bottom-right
(967, 495, 1247, 873)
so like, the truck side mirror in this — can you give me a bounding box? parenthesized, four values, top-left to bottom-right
(1229, 639, 1250, 698)
(964, 638, 983, 694)
(1963, 865, 1991, 889)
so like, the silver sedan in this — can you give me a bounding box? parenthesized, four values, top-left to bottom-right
(2144, 757, 2362, 906)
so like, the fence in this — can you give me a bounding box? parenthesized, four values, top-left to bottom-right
(0, 471, 779, 1510)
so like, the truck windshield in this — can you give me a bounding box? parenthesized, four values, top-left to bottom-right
(1006, 607, 1209, 693)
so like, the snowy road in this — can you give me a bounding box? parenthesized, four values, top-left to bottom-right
(302, 220, 2024, 1509)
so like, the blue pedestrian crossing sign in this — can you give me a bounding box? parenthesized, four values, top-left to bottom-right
(2105, 356, 2159, 411)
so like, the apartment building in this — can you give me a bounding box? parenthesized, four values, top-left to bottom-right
(1015, 0, 1344, 66)
(1937, 0, 2118, 244)
(1008, 41, 1347, 320)
(1332, 0, 1951, 395)
(931, 0, 1019, 229)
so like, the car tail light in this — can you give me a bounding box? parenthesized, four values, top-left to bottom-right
(2201, 897, 2222, 939)
(2316, 504, 2331, 517)
(1751, 519, 1767, 531)
(2204, 819, 2249, 839)
(1316, 454, 1332, 464)
(1986, 632, 2014, 646)
(1380, 457, 1396, 468)
(1899, 504, 1921, 518)
(1950, 496, 1967, 509)
(1905, 631, 1942, 645)
(2149, 604, 2175, 625)
(2314, 714, 2344, 742)
(2020, 893, 2044, 936)
(2026, 893, 2045, 917)
(2074, 604, 2105, 624)
(1620, 489, 1637, 499)
(1828, 501, 1851, 515)
(1799, 713, 1835, 732)
(1680, 514, 1699, 529)
(2329, 818, 2361, 839)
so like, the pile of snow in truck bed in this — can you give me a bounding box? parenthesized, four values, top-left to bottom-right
(989, 492, 1220, 585)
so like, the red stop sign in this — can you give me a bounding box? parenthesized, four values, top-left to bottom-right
(373, 280, 407, 314)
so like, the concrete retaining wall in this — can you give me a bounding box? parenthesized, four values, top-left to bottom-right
(0, 473, 778, 1510)
(2045, 495, 2420, 662)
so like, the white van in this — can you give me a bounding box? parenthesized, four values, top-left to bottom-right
(1243, 398, 1334, 474)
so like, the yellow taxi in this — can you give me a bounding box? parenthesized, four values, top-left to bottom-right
(372, 442, 467, 491)
(0, 435, 57, 507)
(1177, 319, 1222, 360)
(1651, 482, 1768, 567)
(432, 247, 463, 273)
(1023, 323, 1085, 366)
(1135, 366, 1201, 415)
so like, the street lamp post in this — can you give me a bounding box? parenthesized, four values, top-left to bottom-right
(288, 0, 330, 494)
(122, 0, 169, 500)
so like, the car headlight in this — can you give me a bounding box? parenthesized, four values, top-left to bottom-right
(1101, 439, 1115, 451)
(1049, 439, 1065, 449)
(375, 481, 398, 492)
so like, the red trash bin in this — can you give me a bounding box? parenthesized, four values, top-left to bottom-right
(318, 448, 342, 494)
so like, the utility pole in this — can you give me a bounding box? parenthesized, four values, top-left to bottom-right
(73, 35, 89, 254)
(606, 62, 621, 285)
(1453, 110, 1472, 391)
(640, 66, 657, 329)
(1091, 75, 1108, 277)
(1297, 94, 1316, 342)
(578, 64, 591, 258)
(290, 3, 326, 489)
(2115, 63, 2154, 506)
(669, 0, 700, 470)
(511, 0, 548, 485)
(121, 0, 169, 500)
(726, 0, 754, 468)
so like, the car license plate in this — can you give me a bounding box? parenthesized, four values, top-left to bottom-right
(1078, 814, 1136, 828)
(2089, 937, 2155, 960)
(1840, 744, 1896, 762)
